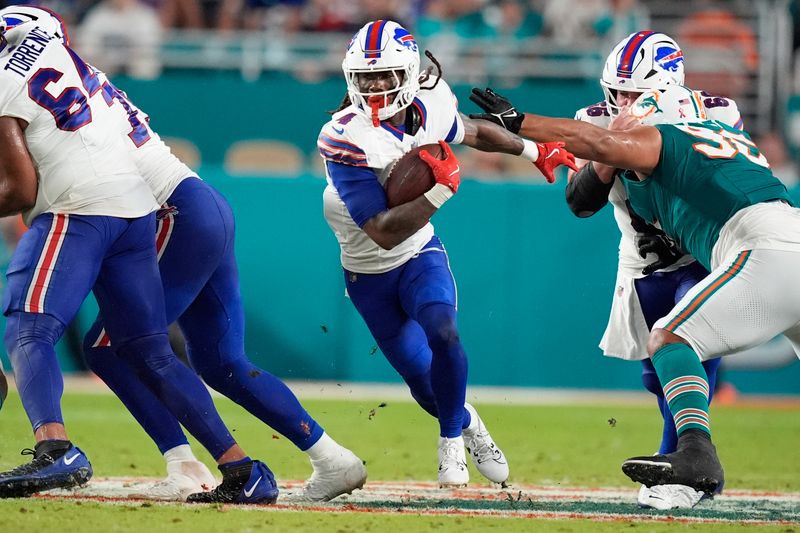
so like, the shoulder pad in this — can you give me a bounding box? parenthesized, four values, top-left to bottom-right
(574, 101, 611, 126)
(699, 92, 743, 129)
(318, 115, 369, 168)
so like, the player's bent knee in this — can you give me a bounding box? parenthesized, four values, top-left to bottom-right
(433, 319, 460, 346)
(418, 304, 460, 347)
(647, 328, 690, 357)
(4, 312, 65, 355)
(115, 333, 175, 372)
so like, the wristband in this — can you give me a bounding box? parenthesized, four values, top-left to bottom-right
(520, 139, 540, 162)
(423, 183, 454, 209)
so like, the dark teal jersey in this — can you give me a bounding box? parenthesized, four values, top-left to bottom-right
(622, 121, 794, 270)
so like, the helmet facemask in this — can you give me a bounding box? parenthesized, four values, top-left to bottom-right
(346, 68, 416, 127)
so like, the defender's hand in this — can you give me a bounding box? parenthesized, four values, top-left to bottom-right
(534, 141, 579, 183)
(637, 232, 683, 275)
(609, 108, 641, 132)
(468, 87, 524, 134)
(420, 140, 461, 193)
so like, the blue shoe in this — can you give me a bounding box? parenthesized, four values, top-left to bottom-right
(186, 460, 278, 504)
(0, 441, 93, 498)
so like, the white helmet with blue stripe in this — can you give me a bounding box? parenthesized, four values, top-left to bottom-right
(600, 31, 684, 116)
(342, 20, 420, 125)
(629, 85, 707, 126)
(0, 5, 69, 45)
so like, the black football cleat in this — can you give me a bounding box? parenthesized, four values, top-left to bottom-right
(622, 429, 724, 495)
(0, 440, 92, 498)
(186, 459, 278, 504)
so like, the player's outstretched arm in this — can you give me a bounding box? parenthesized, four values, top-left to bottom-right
(460, 113, 526, 155)
(468, 87, 660, 177)
(516, 115, 661, 176)
(0, 117, 37, 216)
(461, 114, 578, 182)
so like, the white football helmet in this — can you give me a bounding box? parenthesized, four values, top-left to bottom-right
(342, 20, 420, 125)
(600, 31, 685, 116)
(0, 5, 69, 45)
(630, 85, 707, 126)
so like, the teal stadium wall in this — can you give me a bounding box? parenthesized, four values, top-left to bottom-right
(1, 72, 797, 394)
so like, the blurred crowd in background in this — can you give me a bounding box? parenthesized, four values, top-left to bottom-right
(0, 0, 795, 184)
(2, 0, 647, 40)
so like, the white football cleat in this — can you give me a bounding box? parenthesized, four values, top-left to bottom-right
(298, 447, 367, 501)
(438, 436, 469, 488)
(637, 484, 705, 510)
(462, 403, 509, 484)
(131, 460, 217, 501)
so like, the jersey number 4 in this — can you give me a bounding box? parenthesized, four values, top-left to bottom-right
(27, 47, 150, 146)
(677, 124, 769, 168)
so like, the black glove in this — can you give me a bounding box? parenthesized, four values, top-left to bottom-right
(468, 87, 524, 134)
(637, 232, 683, 276)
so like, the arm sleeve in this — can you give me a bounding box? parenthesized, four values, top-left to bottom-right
(326, 161, 387, 228)
(564, 162, 613, 218)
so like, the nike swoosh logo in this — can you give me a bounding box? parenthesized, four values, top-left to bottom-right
(63, 452, 81, 465)
(243, 476, 262, 497)
(546, 148, 559, 159)
(448, 166, 460, 177)
(332, 127, 345, 135)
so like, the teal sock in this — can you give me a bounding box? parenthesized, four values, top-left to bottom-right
(652, 343, 711, 437)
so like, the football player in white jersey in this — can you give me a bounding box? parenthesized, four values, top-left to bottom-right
(0, 16, 280, 503)
(0, 5, 368, 503)
(468, 31, 743, 508)
(319, 19, 577, 488)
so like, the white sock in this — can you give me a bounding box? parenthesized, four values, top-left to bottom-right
(163, 444, 196, 464)
(306, 432, 340, 462)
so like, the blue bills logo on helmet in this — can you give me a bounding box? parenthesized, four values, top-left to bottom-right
(0, 15, 26, 33)
(393, 27, 417, 52)
(655, 46, 684, 73)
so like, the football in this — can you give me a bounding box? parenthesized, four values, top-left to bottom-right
(384, 143, 445, 208)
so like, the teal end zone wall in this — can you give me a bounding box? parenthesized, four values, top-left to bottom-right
(190, 170, 800, 394)
(0, 170, 797, 393)
(210, 172, 633, 388)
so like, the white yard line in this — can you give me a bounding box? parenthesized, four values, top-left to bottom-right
(7, 374, 800, 407)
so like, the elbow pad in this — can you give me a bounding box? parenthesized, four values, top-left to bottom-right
(565, 163, 613, 218)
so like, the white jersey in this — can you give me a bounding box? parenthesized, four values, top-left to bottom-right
(574, 95, 742, 278)
(0, 25, 157, 225)
(577, 94, 742, 360)
(319, 78, 465, 274)
(93, 70, 194, 205)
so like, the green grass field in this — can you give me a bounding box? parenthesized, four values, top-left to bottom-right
(1, 390, 798, 531)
